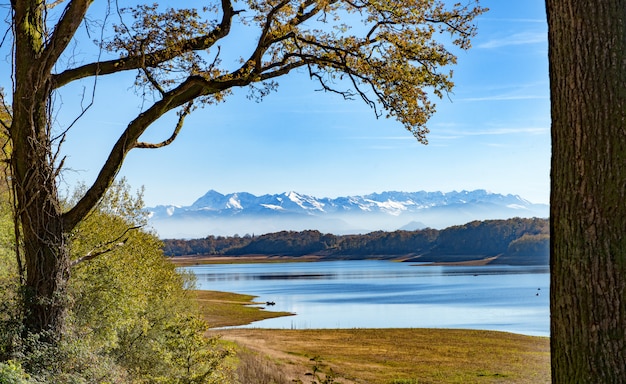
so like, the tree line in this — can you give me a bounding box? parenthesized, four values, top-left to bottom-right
(162, 217, 549, 265)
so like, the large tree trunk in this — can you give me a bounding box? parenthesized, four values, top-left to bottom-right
(11, 92, 70, 339)
(547, 0, 626, 381)
(16, 186, 69, 338)
(11, 0, 70, 338)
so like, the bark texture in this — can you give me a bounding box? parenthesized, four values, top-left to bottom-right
(11, 0, 73, 337)
(547, 0, 626, 381)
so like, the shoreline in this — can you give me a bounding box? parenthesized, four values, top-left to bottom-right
(170, 254, 505, 267)
(195, 289, 550, 383)
(171, 254, 323, 266)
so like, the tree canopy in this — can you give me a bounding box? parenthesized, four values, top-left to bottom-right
(0, 0, 486, 341)
(51, 0, 486, 227)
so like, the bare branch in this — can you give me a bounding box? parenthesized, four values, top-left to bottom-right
(61, 76, 214, 230)
(51, 84, 97, 143)
(142, 68, 166, 95)
(0, 22, 12, 49)
(71, 225, 142, 267)
(41, 0, 93, 76)
(135, 102, 193, 149)
(0, 109, 10, 133)
(47, 0, 66, 9)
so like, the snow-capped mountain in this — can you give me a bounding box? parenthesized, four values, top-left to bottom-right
(147, 189, 548, 239)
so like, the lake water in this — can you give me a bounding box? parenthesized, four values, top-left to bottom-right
(187, 260, 550, 336)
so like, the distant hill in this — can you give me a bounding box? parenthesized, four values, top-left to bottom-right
(147, 189, 549, 238)
(162, 217, 550, 266)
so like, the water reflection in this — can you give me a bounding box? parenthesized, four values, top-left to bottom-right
(195, 264, 549, 282)
(185, 260, 550, 336)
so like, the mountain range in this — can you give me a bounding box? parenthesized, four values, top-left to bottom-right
(147, 189, 549, 239)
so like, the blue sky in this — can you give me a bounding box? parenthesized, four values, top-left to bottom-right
(50, 0, 550, 207)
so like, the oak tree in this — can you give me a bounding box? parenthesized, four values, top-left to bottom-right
(1, 0, 485, 339)
(546, 0, 626, 381)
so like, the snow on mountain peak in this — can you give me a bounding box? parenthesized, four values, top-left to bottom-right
(260, 204, 284, 211)
(226, 195, 243, 210)
(150, 189, 545, 220)
(377, 200, 410, 216)
(285, 191, 325, 212)
(506, 204, 529, 210)
(146, 189, 549, 238)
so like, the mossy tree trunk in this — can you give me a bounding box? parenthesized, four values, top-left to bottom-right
(546, 0, 626, 381)
(11, 3, 66, 337)
(10, 0, 84, 338)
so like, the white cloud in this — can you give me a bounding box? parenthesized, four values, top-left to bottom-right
(460, 94, 547, 102)
(435, 126, 548, 139)
(477, 31, 546, 49)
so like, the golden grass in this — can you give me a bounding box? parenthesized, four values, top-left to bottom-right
(217, 328, 550, 384)
(196, 290, 550, 383)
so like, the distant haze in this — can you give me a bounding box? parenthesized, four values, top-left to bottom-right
(147, 189, 549, 239)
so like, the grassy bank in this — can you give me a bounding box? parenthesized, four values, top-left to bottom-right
(193, 290, 293, 328)
(196, 290, 550, 383)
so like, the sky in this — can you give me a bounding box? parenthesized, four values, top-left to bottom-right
(17, 0, 551, 207)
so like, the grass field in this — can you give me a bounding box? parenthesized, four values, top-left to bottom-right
(196, 290, 551, 383)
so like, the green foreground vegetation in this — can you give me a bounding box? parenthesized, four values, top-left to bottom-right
(0, 181, 235, 383)
(199, 290, 551, 384)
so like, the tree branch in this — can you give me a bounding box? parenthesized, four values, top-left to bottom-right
(70, 225, 142, 267)
(47, 0, 66, 9)
(59, 0, 484, 229)
(41, 0, 93, 76)
(61, 76, 214, 230)
(135, 102, 193, 149)
(249, 0, 329, 76)
(52, 0, 237, 88)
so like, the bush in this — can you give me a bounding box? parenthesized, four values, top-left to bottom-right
(0, 361, 37, 384)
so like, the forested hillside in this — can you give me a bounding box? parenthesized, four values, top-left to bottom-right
(162, 217, 549, 265)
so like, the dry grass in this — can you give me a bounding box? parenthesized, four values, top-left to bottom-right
(217, 328, 550, 384)
(231, 348, 293, 384)
(197, 290, 550, 383)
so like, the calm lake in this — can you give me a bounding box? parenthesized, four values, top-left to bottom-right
(187, 260, 550, 337)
